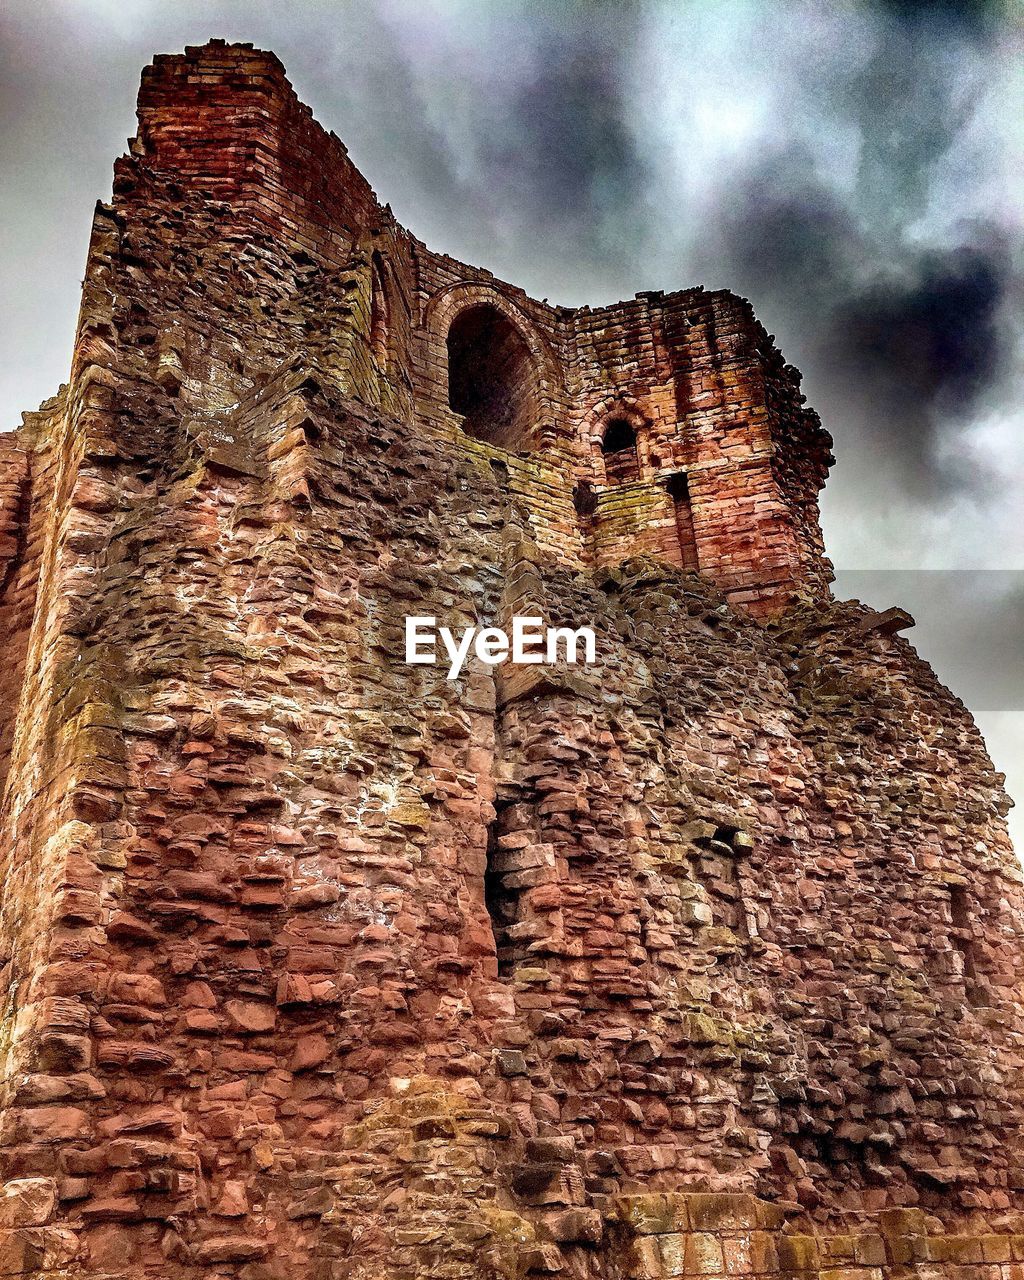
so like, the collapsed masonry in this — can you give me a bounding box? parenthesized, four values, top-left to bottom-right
(0, 39, 1022, 1280)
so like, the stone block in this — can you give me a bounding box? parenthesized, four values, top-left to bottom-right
(0, 1181, 56, 1230)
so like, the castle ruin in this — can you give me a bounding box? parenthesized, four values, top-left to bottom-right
(0, 40, 1022, 1280)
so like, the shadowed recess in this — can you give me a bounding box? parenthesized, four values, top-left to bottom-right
(447, 303, 540, 450)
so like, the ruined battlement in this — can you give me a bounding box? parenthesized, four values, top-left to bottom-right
(0, 40, 1020, 1280)
(116, 39, 834, 616)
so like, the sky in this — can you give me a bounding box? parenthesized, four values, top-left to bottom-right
(1, 0, 1022, 845)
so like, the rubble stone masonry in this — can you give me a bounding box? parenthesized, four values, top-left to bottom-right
(0, 39, 1021, 1280)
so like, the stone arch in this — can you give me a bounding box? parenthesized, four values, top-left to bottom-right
(446, 304, 540, 449)
(585, 397, 653, 484)
(426, 283, 561, 451)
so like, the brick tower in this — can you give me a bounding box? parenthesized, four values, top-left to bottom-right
(0, 41, 1021, 1280)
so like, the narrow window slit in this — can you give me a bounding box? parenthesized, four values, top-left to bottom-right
(369, 251, 390, 370)
(666, 471, 699, 571)
(484, 801, 521, 978)
(950, 886, 983, 1005)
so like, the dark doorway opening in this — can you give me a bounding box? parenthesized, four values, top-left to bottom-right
(447, 304, 538, 450)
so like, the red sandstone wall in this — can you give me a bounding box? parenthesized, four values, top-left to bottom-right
(133, 41, 381, 261)
(125, 42, 832, 614)
(0, 429, 33, 798)
(0, 38, 1020, 1280)
(565, 288, 832, 610)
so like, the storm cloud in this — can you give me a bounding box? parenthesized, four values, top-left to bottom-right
(827, 238, 1010, 495)
(1, 0, 1021, 841)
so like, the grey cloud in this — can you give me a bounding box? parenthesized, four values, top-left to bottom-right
(845, 17, 988, 239)
(697, 156, 859, 314)
(863, 0, 1004, 37)
(697, 157, 1013, 499)
(824, 236, 1010, 496)
(478, 18, 649, 235)
(673, 0, 1015, 507)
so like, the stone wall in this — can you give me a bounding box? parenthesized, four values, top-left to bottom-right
(125, 39, 833, 615)
(0, 38, 1020, 1280)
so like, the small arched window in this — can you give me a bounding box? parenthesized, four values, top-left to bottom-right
(601, 417, 640, 483)
(369, 252, 390, 369)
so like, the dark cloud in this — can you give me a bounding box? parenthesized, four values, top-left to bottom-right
(826, 238, 1009, 494)
(481, 27, 649, 231)
(698, 156, 1012, 496)
(700, 158, 859, 313)
(386, 0, 652, 290)
(863, 0, 1003, 36)
(677, 0, 1014, 503)
(694, 0, 1011, 498)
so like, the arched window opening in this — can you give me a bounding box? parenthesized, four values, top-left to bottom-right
(369, 252, 390, 369)
(666, 471, 699, 571)
(447, 304, 539, 450)
(601, 418, 640, 483)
